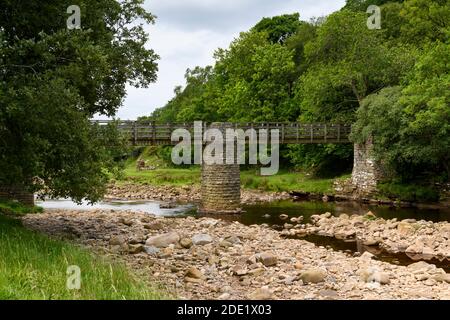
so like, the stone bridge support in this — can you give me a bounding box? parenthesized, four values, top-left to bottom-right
(201, 162, 241, 213)
(200, 123, 241, 214)
(0, 185, 34, 206)
(351, 137, 384, 196)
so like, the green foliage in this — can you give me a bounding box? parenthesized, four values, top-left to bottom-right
(240, 170, 339, 193)
(252, 13, 301, 44)
(296, 10, 416, 122)
(351, 42, 450, 181)
(150, 3, 448, 186)
(285, 144, 354, 177)
(400, 0, 450, 45)
(0, 200, 43, 215)
(344, 0, 404, 12)
(0, 215, 167, 300)
(0, 0, 158, 202)
(378, 182, 440, 202)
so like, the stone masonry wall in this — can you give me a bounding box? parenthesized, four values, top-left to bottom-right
(0, 185, 35, 206)
(351, 137, 384, 196)
(200, 123, 241, 213)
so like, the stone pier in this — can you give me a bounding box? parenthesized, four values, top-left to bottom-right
(200, 123, 241, 214)
(351, 137, 384, 196)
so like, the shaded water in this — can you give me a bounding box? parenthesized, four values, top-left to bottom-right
(37, 198, 450, 270)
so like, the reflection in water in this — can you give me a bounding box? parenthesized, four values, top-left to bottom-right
(239, 200, 450, 226)
(299, 234, 450, 272)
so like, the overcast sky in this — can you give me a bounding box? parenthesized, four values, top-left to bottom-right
(110, 0, 346, 120)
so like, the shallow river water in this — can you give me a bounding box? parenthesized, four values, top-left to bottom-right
(37, 198, 450, 271)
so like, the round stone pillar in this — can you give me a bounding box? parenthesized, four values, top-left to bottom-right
(200, 123, 241, 214)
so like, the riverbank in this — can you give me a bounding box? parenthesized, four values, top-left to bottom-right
(106, 182, 450, 210)
(23, 209, 450, 300)
(284, 212, 450, 261)
(0, 213, 167, 299)
(105, 182, 291, 204)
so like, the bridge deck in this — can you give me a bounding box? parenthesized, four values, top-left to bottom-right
(93, 121, 352, 145)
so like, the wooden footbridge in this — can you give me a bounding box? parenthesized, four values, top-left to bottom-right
(92, 120, 352, 145)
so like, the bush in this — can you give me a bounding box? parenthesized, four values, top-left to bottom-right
(378, 182, 440, 202)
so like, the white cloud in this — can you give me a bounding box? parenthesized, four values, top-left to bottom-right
(111, 0, 346, 119)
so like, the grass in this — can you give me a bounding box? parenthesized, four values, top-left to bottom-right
(240, 170, 341, 193)
(0, 200, 43, 215)
(118, 147, 350, 194)
(0, 212, 168, 300)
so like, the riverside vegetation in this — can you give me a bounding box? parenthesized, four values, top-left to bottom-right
(0, 0, 449, 300)
(0, 203, 168, 300)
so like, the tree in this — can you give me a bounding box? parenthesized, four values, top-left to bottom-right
(400, 0, 450, 45)
(351, 42, 450, 181)
(0, 0, 158, 202)
(295, 10, 416, 122)
(252, 13, 301, 44)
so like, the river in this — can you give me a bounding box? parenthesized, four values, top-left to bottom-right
(37, 198, 450, 271)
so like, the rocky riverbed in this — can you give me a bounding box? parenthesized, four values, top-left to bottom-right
(105, 183, 291, 204)
(22, 210, 450, 300)
(283, 212, 450, 260)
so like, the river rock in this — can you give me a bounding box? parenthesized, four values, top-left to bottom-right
(433, 273, 450, 283)
(144, 222, 163, 230)
(256, 252, 277, 267)
(248, 286, 273, 300)
(128, 244, 145, 254)
(300, 268, 327, 284)
(407, 261, 434, 272)
(109, 235, 126, 246)
(397, 222, 415, 236)
(118, 217, 133, 226)
(218, 293, 231, 300)
(185, 266, 204, 279)
(279, 214, 289, 220)
(144, 246, 160, 255)
(224, 235, 241, 245)
(192, 234, 213, 245)
(360, 267, 390, 285)
(145, 232, 180, 248)
(180, 237, 193, 249)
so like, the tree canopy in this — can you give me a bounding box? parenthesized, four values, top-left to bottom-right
(0, 0, 158, 202)
(139, 0, 450, 181)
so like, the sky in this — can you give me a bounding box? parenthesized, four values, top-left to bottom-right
(110, 0, 346, 120)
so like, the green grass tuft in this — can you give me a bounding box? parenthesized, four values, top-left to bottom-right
(0, 200, 43, 215)
(0, 215, 168, 300)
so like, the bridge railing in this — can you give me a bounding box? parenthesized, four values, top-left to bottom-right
(91, 121, 351, 145)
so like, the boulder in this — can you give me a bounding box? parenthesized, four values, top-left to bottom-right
(144, 246, 160, 255)
(256, 252, 278, 267)
(300, 268, 327, 284)
(248, 286, 273, 300)
(185, 266, 204, 279)
(192, 234, 213, 246)
(128, 244, 145, 254)
(145, 232, 180, 248)
(109, 235, 126, 246)
(397, 222, 415, 236)
(360, 267, 390, 285)
(180, 237, 193, 249)
(433, 273, 450, 283)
